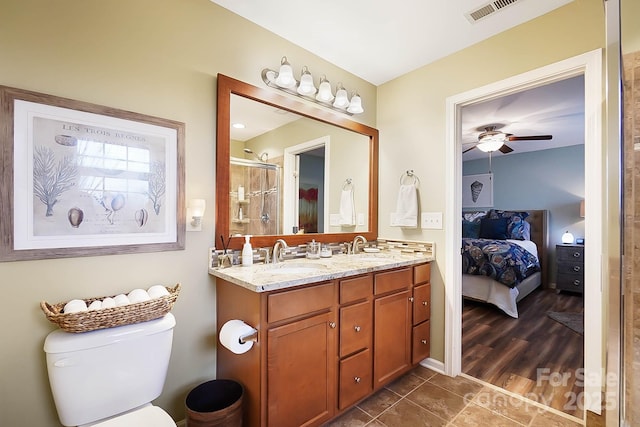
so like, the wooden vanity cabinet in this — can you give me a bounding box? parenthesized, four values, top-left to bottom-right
(215, 261, 431, 427)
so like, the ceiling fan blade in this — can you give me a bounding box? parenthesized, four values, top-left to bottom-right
(507, 135, 552, 141)
(463, 145, 477, 154)
(499, 144, 514, 154)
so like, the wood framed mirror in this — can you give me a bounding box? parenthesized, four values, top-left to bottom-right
(216, 74, 378, 250)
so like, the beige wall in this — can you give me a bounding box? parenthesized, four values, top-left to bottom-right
(0, 1, 376, 425)
(376, 0, 605, 362)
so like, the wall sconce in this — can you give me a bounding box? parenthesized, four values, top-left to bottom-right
(580, 199, 585, 218)
(261, 56, 364, 115)
(187, 199, 206, 232)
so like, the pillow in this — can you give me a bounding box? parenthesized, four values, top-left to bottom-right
(479, 217, 509, 240)
(462, 219, 481, 238)
(488, 210, 531, 240)
(462, 211, 487, 222)
(508, 216, 531, 240)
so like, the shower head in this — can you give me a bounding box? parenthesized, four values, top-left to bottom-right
(243, 148, 268, 162)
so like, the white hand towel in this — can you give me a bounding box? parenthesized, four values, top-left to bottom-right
(392, 184, 418, 227)
(339, 189, 355, 225)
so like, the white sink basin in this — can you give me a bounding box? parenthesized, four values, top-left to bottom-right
(266, 263, 327, 275)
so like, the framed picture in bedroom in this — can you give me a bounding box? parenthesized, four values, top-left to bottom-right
(0, 86, 186, 261)
(462, 173, 493, 208)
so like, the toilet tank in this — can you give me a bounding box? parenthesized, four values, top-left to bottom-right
(44, 313, 176, 427)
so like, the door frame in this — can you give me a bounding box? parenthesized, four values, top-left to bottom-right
(444, 49, 603, 414)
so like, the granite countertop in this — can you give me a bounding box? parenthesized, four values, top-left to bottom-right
(209, 251, 433, 293)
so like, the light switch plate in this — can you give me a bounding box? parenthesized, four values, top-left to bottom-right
(357, 213, 365, 226)
(421, 212, 443, 229)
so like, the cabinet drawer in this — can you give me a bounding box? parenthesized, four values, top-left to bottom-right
(412, 283, 431, 325)
(414, 263, 431, 285)
(556, 246, 584, 262)
(557, 273, 584, 292)
(268, 282, 335, 323)
(339, 349, 372, 410)
(340, 275, 373, 304)
(340, 300, 372, 357)
(412, 320, 430, 364)
(374, 268, 412, 295)
(557, 262, 584, 276)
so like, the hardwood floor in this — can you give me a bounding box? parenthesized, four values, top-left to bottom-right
(462, 288, 584, 418)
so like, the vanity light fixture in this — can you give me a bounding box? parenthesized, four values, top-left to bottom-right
(187, 198, 206, 232)
(261, 56, 364, 115)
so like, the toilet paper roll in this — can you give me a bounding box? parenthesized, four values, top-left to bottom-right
(219, 319, 256, 354)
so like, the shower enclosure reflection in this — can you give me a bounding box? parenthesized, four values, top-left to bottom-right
(229, 157, 281, 236)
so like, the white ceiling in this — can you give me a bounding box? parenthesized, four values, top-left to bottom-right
(214, 0, 584, 161)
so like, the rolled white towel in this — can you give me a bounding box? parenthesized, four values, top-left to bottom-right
(113, 294, 130, 307)
(128, 288, 151, 304)
(148, 285, 170, 299)
(63, 299, 88, 314)
(87, 300, 103, 311)
(101, 297, 116, 309)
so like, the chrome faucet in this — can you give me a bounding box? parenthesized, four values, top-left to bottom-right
(351, 235, 367, 254)
(272, 239, 288, 263)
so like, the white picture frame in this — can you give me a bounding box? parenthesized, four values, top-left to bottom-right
(462, 173, 493, 208)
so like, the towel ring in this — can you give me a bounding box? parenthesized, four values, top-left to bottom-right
(400, 170, 419, 186)
(342, 178, 353, 191)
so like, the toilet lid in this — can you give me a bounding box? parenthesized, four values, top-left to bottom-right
(90, 406, 176, 427)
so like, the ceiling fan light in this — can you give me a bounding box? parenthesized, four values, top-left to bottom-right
(297, 67, 316, 96)
(275, 56, 296, 88)
(477, 139, 504, 152)
(347, 93, 364, 114)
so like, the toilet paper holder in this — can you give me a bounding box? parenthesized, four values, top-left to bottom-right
(238, 328, 258, 344)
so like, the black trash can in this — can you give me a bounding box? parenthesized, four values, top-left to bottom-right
(185, 379, 243, 427)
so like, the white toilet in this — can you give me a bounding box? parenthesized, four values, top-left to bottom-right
(44, 313, 177, 427)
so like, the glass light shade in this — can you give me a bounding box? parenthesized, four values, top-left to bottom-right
(275, 57, 295, 88)
(477, 138, 504, 152)
(316, 78, 334, 102)
(561, 230, 575, 244)
(297, 67, 316, 96)
(189, 199, 206, 217)
(333, 86, 349, 109)
(347, 94, 364, 114)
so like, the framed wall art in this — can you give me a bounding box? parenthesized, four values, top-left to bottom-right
(0, 86, 185, 261)
(462, 173, 493, 208)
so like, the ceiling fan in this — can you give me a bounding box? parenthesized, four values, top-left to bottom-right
(463, 125, 552, 154)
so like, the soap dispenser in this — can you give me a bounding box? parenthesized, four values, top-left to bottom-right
(242, 235, 253, 266)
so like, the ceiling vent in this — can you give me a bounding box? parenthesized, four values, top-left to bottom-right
(465, 0, 522, 23)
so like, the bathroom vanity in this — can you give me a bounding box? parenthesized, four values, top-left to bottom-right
(210, 253, 432, 427)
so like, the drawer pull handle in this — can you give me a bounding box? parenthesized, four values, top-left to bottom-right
(409, 297, 414, 302)
(354, 376, 361, 383)
(329, 322, 336, 329)
(573, 280, 581, 286)
(573, 252, 581, 258)
(421, 339, 428, 345)
(422, 301, 428, 306)
(354, 325, 361, 332)
(573, 266, 581, 272)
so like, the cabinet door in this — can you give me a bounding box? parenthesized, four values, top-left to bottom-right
(412, 283, 430, 325)
(267, 311, 336, 427)
(373, 290, 411, 388)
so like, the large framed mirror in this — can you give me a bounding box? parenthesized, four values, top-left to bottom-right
(216, 74, 378, 249)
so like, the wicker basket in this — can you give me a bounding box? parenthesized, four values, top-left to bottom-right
(40, 283, 181, 333)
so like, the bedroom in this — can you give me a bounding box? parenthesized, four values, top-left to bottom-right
(459, 74, 585, 417)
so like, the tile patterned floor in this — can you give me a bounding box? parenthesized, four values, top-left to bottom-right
(324, 366, 584, 427)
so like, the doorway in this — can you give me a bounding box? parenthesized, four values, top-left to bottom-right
(444, 49, 603, 415)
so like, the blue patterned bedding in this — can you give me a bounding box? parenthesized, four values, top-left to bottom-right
(462, 238, 540, 288)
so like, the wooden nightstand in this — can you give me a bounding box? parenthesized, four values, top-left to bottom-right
(555, 244, 584, 294)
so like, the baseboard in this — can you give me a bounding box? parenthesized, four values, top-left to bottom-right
(419, 357, 445, 374)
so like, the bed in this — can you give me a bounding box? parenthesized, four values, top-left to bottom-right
(461, 209, 548, 318)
